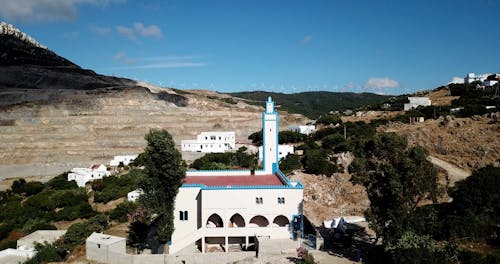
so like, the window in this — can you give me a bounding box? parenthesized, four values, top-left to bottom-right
(278, 197, 285, 204)
(256, 197, 263, 204)
(97, 244, 101, 249)
(179, 211, 188, 221)
(210, 136, 216, 140)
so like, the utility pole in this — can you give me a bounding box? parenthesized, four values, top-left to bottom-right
(344, 125, 347, 140)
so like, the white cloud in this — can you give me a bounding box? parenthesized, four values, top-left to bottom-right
(0, 0, 124, 23)
(133, 22, 162, 38)
(112, 51, 137, 65)
(89, 24, 112, 35)
(108, 54, 205, 69)
(299, 35, 313, 45)
(363, 77, 400, 89)
(116, 25, 136, 40)
(116, 22, 163, 40)
(450, 77, 465, 84)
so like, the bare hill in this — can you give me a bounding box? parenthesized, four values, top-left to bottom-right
(0, 22, 308, 179)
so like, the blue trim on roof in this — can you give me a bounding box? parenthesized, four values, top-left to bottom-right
(181, 169, 303, 190)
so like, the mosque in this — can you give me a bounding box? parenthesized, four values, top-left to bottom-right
(169, 97, 304, 254)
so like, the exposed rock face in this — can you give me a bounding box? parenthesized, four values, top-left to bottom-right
(0, 22, 309, 179)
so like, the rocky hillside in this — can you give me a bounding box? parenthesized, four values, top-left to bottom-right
(0, 22, 308, 180)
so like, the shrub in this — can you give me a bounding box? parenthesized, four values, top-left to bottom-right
(53, 202, 96, 221)
(302, 149, 336, 176)
(109, 201, 138, 223)
(93, 170, 141, 204)
(10, 179, 44, 196)
(321, 134, 345, 150)
(279, 154, 302, 174)
(24, 242, 63, 264)
(316, 114, 342, 126)
(46, 173, 78, 190)
(278, 131, 306, 144)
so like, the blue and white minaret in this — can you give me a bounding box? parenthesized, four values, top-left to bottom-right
(262, 96, 279, 174)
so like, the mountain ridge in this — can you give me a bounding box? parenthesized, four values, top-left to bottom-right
(230, 90, 390, 119)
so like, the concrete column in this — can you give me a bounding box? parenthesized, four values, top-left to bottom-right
(202, 237, 205, 253)
(245, 236, 249, 250)
(225, 236, 228, 253)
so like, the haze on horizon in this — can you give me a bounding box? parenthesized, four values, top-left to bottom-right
(1, 0, 499, 95)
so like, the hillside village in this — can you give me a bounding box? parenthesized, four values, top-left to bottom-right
(0, 20, 499, 264)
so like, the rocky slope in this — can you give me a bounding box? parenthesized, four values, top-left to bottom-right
(0, 22, 308, 179)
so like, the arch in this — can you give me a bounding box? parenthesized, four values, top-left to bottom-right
(206, 213, 223, 228)
(229, 213, 245, 227)
(272, 215, 289, 227)
(249, 215, 269, 227)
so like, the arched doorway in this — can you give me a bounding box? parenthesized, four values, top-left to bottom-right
(229, 213, 245, 227)
(206, 213, 223, 228)
(272, 215, 289, 227)
(249, 215, 269, 227)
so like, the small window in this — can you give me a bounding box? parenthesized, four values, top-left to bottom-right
(184, 211, 188, 220)
(256, 197, 259, 204)
(282, 197, 285, 204)
(259, 197, 263, 204)
(210, 136, 216, 140)
(97, 244, 101, 248)
(179, 211, 184, 220)
(219, 136, 221, 140)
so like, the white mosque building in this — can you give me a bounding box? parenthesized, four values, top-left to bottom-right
(169, 97, 304, 254)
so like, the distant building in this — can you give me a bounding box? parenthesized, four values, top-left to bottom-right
(110, 155, 138, 167)
(67, 164, 110, 187)
(464, 73, 487, 84)
(484, 80, 498, 87)
(404, 97, 431, 111)
(127, 189, 143, 202)
(258, 144, 294, 162)
(181, 131, 235, 153)
(288, 125, 315, 135)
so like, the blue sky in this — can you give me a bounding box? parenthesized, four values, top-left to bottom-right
(1, 0, 499, 95)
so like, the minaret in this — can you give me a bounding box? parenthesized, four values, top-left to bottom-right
(262, 96, 278, 174)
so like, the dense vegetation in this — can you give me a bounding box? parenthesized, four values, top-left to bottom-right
(92, 168, 142, 203)
(190, 147, 257, 170)
(230, 91, 389, 119)
(349, 134, 500, 263)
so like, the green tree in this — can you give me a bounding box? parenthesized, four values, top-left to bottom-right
(279, 154, 302, 174)
(138, 129, 186, 243)
(316, 114, 342, 126)
(302, 149, 336, 176)
(350, 133, 439, 247)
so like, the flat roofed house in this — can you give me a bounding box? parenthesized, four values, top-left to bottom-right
(86, 233, 126, 264)
(67, 164, 110, 187)
(181, 131, 236, 153)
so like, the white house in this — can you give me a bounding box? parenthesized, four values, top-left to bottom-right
(181, 132, 236, 153)
(403, 97, 432, 111)
(464, 73, 487, 84)
(288, 125, 315, 135)
(110, 155, 138, 167)
(67, 164, 110, 187)
(258, 144, 294, 162)
(484, 80, 498, 87)
(127, 189, 143, 202)
(168, 97, 304, 254)
(86, 232, 126, 264)
(17, 230, 67, 251)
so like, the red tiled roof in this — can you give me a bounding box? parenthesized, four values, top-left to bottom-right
(184, 174, 284, 186)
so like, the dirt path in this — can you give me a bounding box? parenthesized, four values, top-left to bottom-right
(428, 156, 472, 186)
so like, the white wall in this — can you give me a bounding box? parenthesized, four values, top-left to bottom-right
(258, 145, 294, 162)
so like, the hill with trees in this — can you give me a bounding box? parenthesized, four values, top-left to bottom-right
(229, 91, 389, 119)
